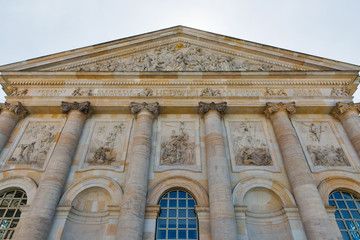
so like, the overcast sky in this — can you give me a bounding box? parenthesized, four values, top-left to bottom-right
(1, 0, 359, 102)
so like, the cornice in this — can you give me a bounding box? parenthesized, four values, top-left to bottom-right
(1, 71, 357, 87)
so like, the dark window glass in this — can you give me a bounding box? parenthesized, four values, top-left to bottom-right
(0, 189, 27, 239)
(156, 190, 198, 240)
(330, 191, 360, 239)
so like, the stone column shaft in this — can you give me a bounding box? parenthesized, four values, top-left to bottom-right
(200, 102, 238, 240)
(0, 102, 27, 152)
(265, 102, 337, 240)
(15, 101, 90, 240)
(116, 102, 159, 240)
(332, 102, 360, 157)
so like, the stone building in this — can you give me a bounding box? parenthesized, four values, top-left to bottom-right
(0, 26, 359, 240)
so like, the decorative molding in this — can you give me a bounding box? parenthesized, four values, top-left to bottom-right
(198, 102, 227, 115)
(331, 102, 360, 119)
(8, 80, 350, 86)
(61, 101, 91, 114)
(0, 102, 28, 119)
(130, 102, 160, 117)
(264, 102, 296, 118)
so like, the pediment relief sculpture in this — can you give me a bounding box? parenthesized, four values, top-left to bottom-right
(7, 122, 62, 168)
(64, 43, 291, 72)
(229, 122, 272, 166)
(297, 122, 350, 167)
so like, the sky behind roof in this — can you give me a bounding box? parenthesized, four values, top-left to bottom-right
(1, 0, 359, 102)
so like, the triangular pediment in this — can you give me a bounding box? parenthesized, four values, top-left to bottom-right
(1, 26, 359, 72)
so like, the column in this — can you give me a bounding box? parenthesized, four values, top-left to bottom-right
(264, 102, 337, 240)
(331, 102, 360, 157)
(15, 101, 90, 240)
(199, 102, 238, 240)
(116, 102, 159, 240)
(0, 102, 27, 152)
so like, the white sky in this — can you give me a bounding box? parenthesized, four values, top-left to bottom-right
(1, 0, 359, 102)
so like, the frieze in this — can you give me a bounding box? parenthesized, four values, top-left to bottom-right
(24, 87, 338, 98)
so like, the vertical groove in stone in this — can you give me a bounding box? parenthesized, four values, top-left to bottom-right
(14, 110, 87, 240)
(204, 110, 238, 240)
(116, 110, 154, 240)
(269, 110, 337, 240)
(339, 111, 360, 158)
(0, 111, 19, 153)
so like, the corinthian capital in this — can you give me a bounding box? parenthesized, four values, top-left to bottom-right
(0, 102, 28, 119)
(264, 102, 296, 118)
(198, 102, 227, 115)
(130, 102, 160, 117)
(331, 102, 360, 119)
(61, 101, 91, 114)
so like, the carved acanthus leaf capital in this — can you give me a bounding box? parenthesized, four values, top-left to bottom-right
(198, 102, 227, 115)
(61, 101, 91, 114)
(0, 102, 28, 119)
(130, 102, 160, 117)
(264, 102, 296, 118)
(331, 102, 360, 119)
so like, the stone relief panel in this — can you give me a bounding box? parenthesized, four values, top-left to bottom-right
(1, 120, 64, 171)
(64, 43, 290, 72)
(79, 119, 133, 171)
(293, 119, 353, 171)
(225, 117, 279, 172)
(154, 117, 201, 172)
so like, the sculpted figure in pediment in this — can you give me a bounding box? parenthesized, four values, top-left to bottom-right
(67, 43, 289, 72)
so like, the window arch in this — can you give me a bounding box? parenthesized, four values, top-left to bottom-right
(156, 190, 198, 239)
(329, 190, 360, 240)
(0, 189, 27, 239)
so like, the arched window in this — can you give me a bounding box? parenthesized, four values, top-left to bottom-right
(329, 190, 360, 240)
(156, 190, 198, 239)
(0, 189, 27, 239)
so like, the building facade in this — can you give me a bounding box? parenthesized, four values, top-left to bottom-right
(0, 26, 359, 240)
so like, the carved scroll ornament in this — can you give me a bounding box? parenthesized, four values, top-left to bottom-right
(264, 102, 296, 118)
(331, 102, 360, 119)
(0, 102, 28, 119)
(61, 101, 91, 114)
(130, 102, 160, 117)
(198, 102, 227, 115)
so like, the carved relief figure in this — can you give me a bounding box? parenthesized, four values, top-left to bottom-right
(72, 88, 93, 97)
(160, 121, 195, 165)
(264, 88, 287, 96)
(330, 87, 350, 97)
(87, 123, 125, 165)
(200, 88, 221, 97)
(230, 122, 272, 166)
(7, 87, 28, 96)
(8, 122, 60, 167)
(138, 88, 154, 96)
(67, 43, 289, 72)
(298, 122, 350, 167)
